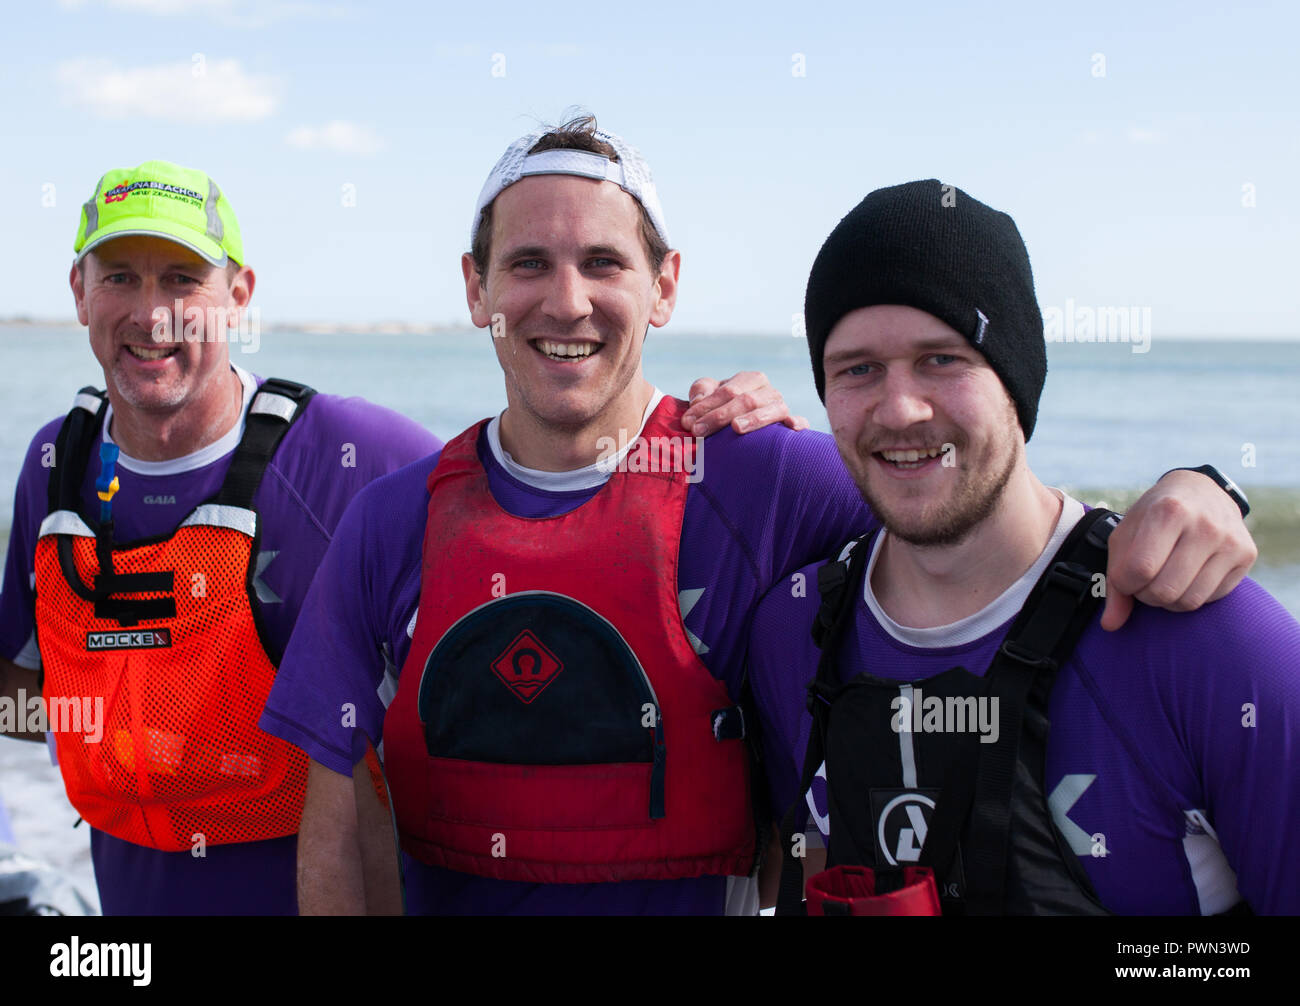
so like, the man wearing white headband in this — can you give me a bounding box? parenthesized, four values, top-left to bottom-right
(264, 116, 1258, 916)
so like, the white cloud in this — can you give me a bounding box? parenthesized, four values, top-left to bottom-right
(58, 0, 235, 13)
(1126, 126, 1166, 145)
(285, 121, 385, 156)
(57, 58, 279, 121)
(56, 0, 348, 25)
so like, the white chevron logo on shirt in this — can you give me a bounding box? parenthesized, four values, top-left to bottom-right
(678, 588, 710, 655)
(1048, 773, 1096, 855)
(253, 550, 282, 604)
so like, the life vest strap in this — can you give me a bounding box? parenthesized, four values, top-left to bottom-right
(48, 386, 108, 517)
(810, 537, 866, 649)
(776, 532, 874, 916)
(961, 507, 1117, 913)
(214, 378, 315, 510)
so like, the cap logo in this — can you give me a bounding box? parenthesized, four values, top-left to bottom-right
(101, 179, 203, 208)
(973, 309, 989, 345)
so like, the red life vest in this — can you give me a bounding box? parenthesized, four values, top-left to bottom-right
(383, 396, 757, 884)
(32, 381, 313, 852)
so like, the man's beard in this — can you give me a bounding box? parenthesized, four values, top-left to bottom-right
(111, 360, 192, 411)
(851, 432, 1020, 548)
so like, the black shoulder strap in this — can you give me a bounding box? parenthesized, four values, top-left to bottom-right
(214, 378, 316, 509)
(993, 507, 1119, 674)
(811, 535, 870, 650)
(775, 532, 874, 916)
(958, 506, 1119, 913)
(47, 387, 108, 517)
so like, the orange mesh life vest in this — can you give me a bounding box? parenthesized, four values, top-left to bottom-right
(32, 381, 314, 852)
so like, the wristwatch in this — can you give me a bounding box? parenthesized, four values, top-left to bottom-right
(1163, 464, 1250, 518)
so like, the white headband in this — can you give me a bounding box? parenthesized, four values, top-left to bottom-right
(470, 128, 671, 249)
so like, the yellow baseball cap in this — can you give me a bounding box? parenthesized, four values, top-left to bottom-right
(74, 160, 244, 266)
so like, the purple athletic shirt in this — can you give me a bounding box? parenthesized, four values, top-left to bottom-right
(750, 497, 1300, 915)
(0, 368, 440, 915)
(260, 396, 873, 915)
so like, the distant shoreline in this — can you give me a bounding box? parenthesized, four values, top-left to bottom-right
(2, 319, 1299, 342)
(0, 318, 468, 337)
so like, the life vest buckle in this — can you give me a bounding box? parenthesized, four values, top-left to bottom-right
(710, 705, 746, 741)
(805, 680, 837, 713)
(997, 638, 1058, 671)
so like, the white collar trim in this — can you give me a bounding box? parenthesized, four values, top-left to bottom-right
(104, 364, 257, 477)
(863, 490, 1087, 649)
(485, 389, 666, 493)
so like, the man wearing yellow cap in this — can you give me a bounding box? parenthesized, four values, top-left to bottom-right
(0, 160, 790, 914)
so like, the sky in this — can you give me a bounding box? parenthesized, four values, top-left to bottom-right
(1, 0, 1297, 337)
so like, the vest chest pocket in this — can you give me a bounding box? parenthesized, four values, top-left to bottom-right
(418, 592, 667, 822)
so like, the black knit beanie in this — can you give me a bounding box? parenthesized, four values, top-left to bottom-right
(804, 179, 1046, 441)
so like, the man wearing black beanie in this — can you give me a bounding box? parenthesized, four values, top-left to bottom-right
(743, 181, 1298, 916)
(805, 179, 1046, 440)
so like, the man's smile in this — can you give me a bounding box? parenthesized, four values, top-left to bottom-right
(531, 338, 603, 362)
(122, 343, 181, 364)
(872, 444, 949, 475)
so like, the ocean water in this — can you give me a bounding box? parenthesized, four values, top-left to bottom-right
(4, 325, 1298, 606)
(0, 325, 1297, 909)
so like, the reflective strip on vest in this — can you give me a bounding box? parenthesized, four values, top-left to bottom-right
(39, 510, 95, 539)
(73, 392, 104, 414)
(179, 504, 257, 536)
(249, 392, 297, 423)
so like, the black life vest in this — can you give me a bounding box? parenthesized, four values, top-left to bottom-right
(776, 508, 1122, 916)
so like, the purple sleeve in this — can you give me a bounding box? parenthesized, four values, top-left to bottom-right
(675, 426, 874, 702)
(0, 422, 60, 666)
(1075, 580, 1300, 914)
(259, 455, 436, 776)
(746, 563, 824, 820)
(264, 392, 441, 538)
(697, 427, 875, 591)
(1168, 582, 1300, 914)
